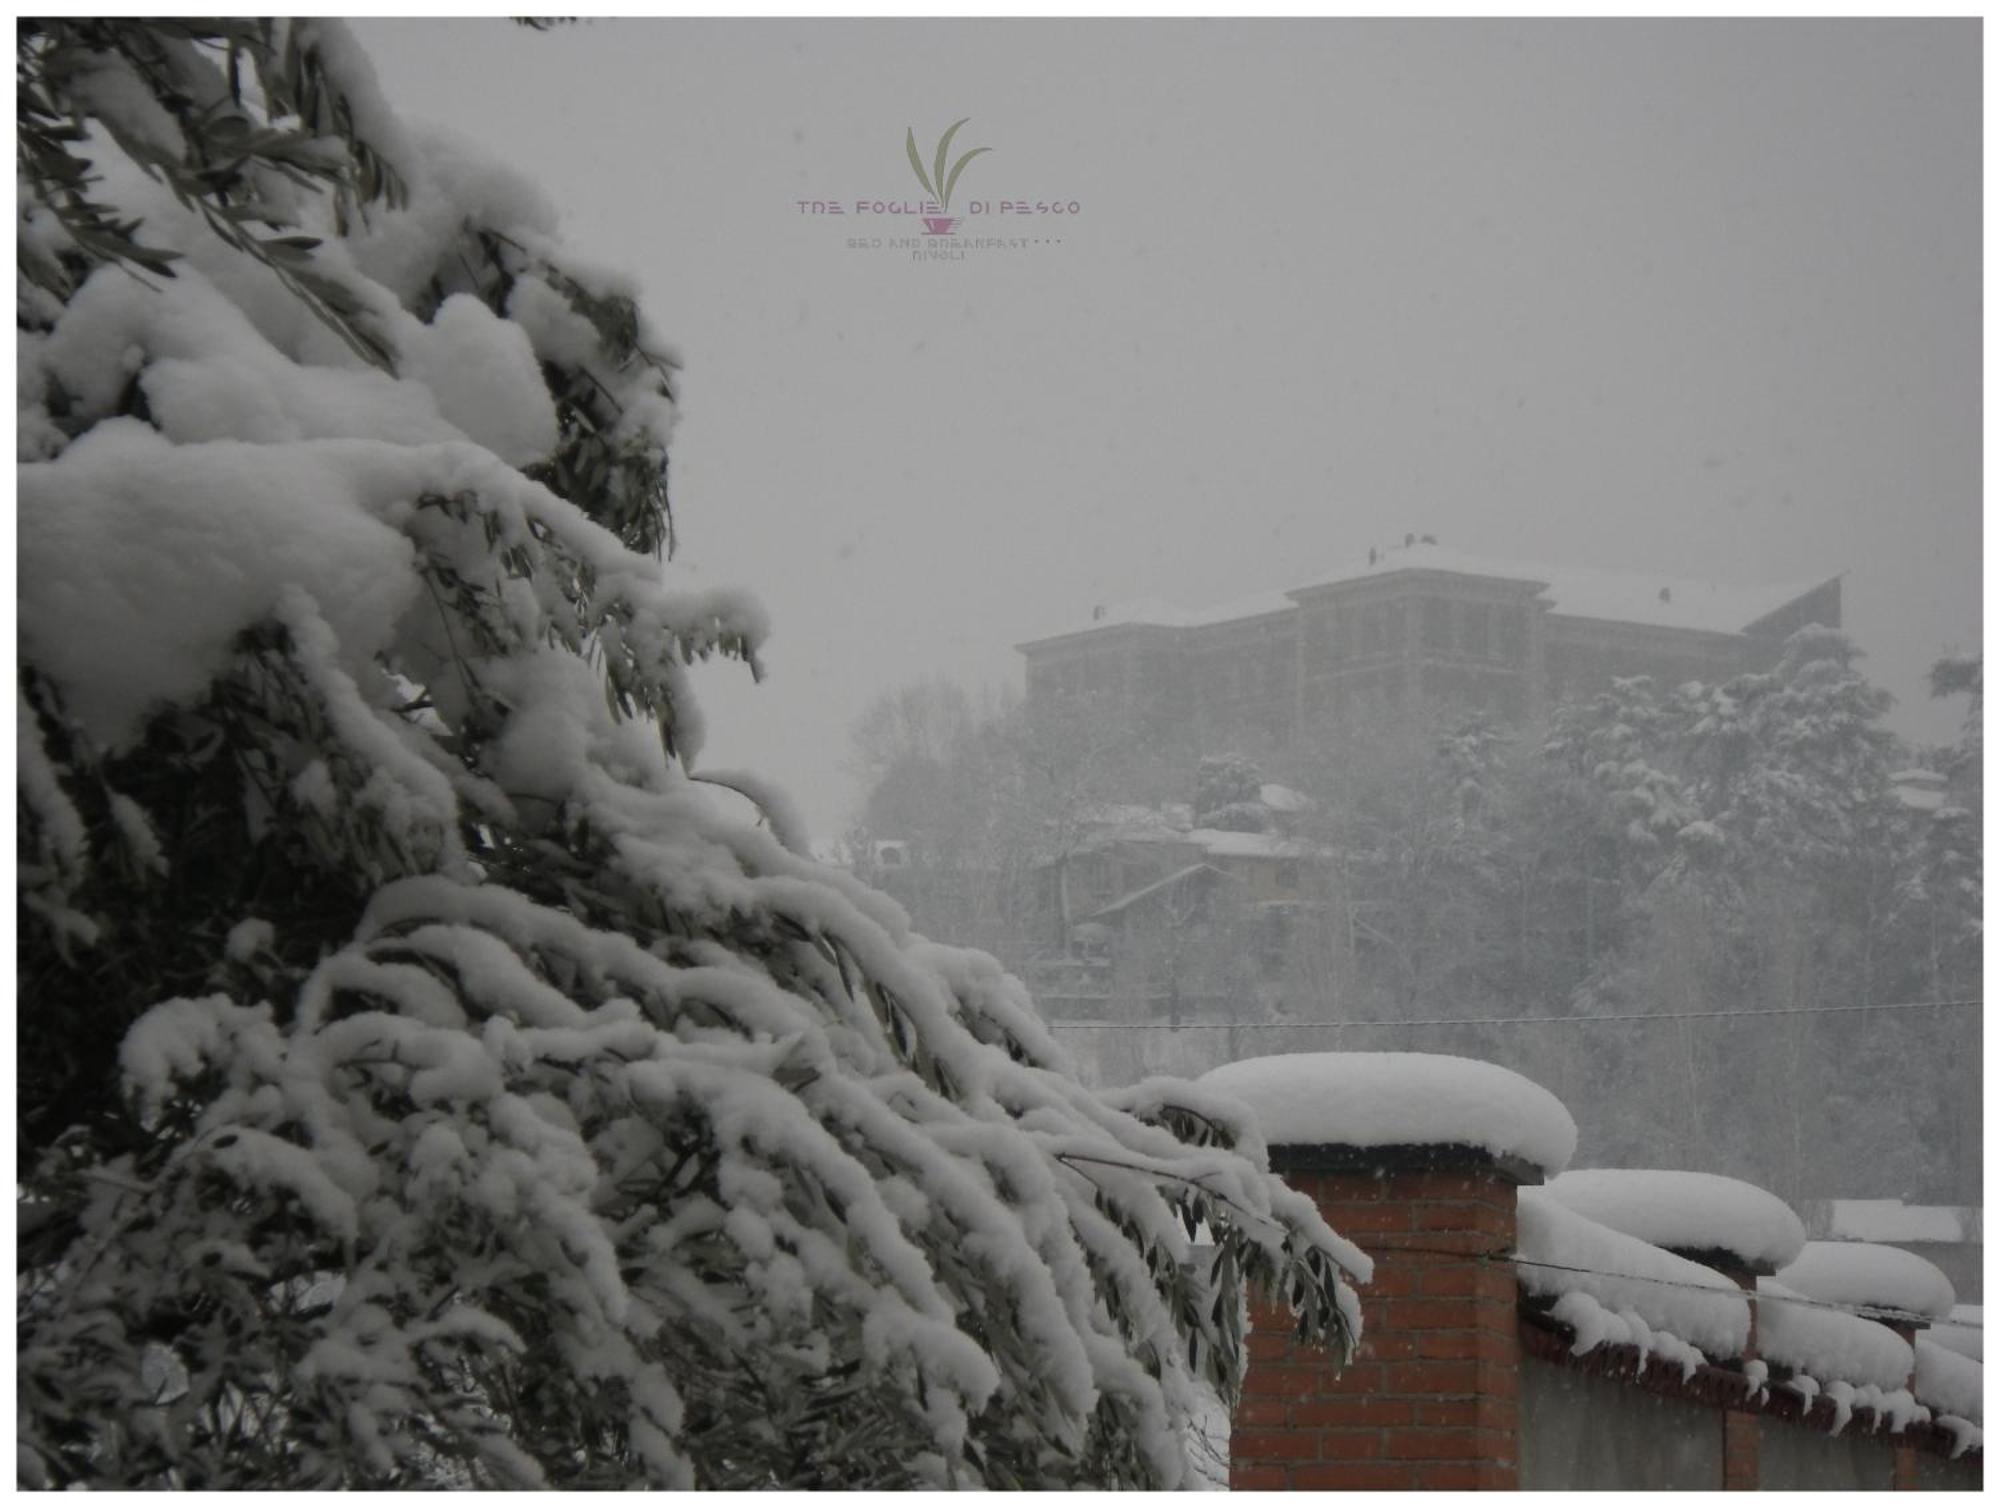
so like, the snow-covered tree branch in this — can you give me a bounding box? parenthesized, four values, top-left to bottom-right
(16, 20, 1364, 1489)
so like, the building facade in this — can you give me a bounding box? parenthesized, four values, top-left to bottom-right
(1016, 540, 1843, 764)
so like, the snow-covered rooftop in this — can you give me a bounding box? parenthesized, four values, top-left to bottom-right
(1025, 589, 1295, 642)
(1287, 541, 1833, 635)
(1021, 541, 1834, 646)
(1541, 1168, 1807, 1271)
(1259, 782, 1311, 813)
(1070, 803, 1317, 862)
(1812, 1199, 1974, 1246)
(1185, 828, 1304, 860)
(1776, 1241, 1958, 1323)
(1078, 802, 1182, 833)
(1197, 1051, 1577, 1174)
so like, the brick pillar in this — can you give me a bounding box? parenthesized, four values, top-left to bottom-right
(1231, 1143, 1534, 1491)
(1673, 1256, 1764, 1491)
(1880, 1318, 1925, 1491)
(1893, 1442, 1919, 1491)
(1722, 1408, 1759, 1490)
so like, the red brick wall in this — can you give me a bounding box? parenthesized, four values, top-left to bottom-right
(1231, 1158, 1525, 1490)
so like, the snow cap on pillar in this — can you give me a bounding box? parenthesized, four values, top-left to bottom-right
(1542, 1168, 1807, 1274)
(1197, 1051, 1578, 1181)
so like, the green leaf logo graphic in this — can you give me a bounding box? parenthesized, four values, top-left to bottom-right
(905, 127, 938, 201)
(906, 117, 990, 211)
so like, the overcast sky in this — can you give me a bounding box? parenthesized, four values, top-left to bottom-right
(356, 18, 1981, 842)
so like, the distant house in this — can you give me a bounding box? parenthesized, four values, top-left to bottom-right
(1015, 538, 1842, 764)
(1037, 798, 1320, 938)
(1025, 794, 1328, 1021)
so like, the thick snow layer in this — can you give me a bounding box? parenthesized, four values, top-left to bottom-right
(399, 293, 558, 467)
(18, 422, 422, 750)
(1914, 1337, 1982, 1426)
(1930, 1306, 1983, 1363)
(1776, 1242, 1957, 1322)
(1540, 1168, 1806, 1270)
(1516, 1188, 1751, 1360)
(1198, 1052, 1576, 1172)
(1756, 1279, 1914, 1392)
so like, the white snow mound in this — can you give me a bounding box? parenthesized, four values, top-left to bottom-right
(1198, 1052, 1576, 1175)
(1776, 1241, 1957, 1322)
(1541, 1168, 1806, 1270)
(1929, 1305, 1982, 1364)
(1914, 1336, 1983, 1426)
(1517, 1187, 1750, 1361)
(1757, 1278, 1914, 1393)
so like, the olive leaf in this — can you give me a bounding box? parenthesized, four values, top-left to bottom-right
(906, 117, 990, 211)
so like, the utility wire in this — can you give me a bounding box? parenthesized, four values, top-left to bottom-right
(1363, 1237, 1981, 1333)
(1050, 997, 1981, 1031)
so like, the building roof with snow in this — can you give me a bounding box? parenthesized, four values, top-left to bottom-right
(1804, 1198, 1979, 1247)
(1021, 540, 1840, 647)
(1285, 541, 1838, 637)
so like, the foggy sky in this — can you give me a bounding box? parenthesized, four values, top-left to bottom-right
(355, 19, 1981, 842)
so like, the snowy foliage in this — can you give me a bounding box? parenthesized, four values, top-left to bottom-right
(1193, 754, 1270, 833)
(15, 22, 1363, 1489)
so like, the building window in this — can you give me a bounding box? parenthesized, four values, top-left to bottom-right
(1465, 602, 1492, 658)
(1424, 597, 1450, 653)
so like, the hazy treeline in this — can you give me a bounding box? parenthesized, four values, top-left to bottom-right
(848, 630, 1981, 1206)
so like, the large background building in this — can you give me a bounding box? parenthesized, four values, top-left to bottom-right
(1016, 538, 1843, 769)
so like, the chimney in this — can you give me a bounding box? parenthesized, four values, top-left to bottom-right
(1203, 1053, 1575, 1493)
(1233, 1143, 1536, 1490)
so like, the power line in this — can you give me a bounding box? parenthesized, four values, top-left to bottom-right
(1363, 1238, 1981, 1334)
(1049, 997, 1981, 1031)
